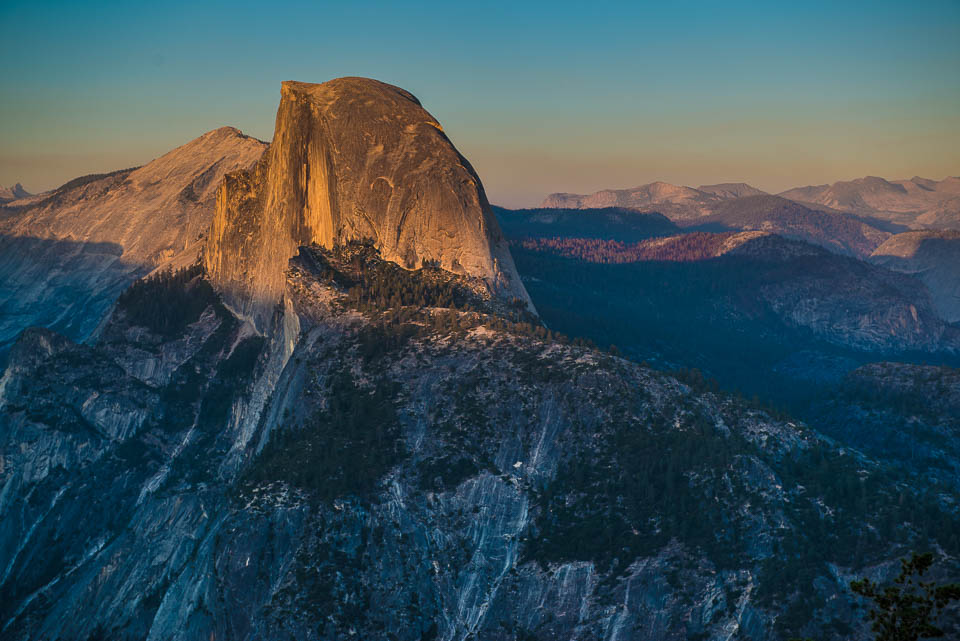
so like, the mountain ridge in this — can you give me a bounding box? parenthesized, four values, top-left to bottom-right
(540, 175, 960, 230)
(1, 79, 959, 641)
(779, 175, 960, 229)
(0, 127, 267, 356)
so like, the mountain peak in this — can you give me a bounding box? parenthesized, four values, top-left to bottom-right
(11, 183, 31, 198)
(0, 182, 31, 202)
(697, 182, 766, 199)
(280, 77, 424, 108)
(204, 77, 530, 329)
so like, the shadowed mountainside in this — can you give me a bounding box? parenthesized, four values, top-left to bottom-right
(690, 195, 893, 257)
(509, 231, 960, 402)
(870, 230, 960, 323)
(0, 237, 131, 361)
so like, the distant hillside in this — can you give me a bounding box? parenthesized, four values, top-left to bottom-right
(871, 230, 960, 323)
(693, 194, 892, 257)
(517, 231, 814, 263)
(511, 231, 960, 396)
(780, 175, 960, 230)
(536, 185, 896, 257)
(540, 181, 735, 220)
(696, 182, 767, 199)
(493, 205, 679, 241)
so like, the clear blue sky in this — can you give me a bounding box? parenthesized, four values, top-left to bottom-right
(2, 0, 958, 206)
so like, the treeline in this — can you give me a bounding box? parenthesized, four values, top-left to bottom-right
(116, 263, 216, 336)
(343, 264, 476, 314)
(245, 370, 401, 503)
(526, 408, 746, 572)
(306, 242, 482, 314)
(516, 232, 741, 264)
(309, 241, 598, 351)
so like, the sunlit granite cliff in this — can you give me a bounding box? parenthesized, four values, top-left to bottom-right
(204, 78, 530, 328)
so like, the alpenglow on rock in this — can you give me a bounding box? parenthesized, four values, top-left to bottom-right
(0, 127, 266, 357)
(204, 77, 530, 327)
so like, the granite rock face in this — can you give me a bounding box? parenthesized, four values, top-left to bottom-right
(204, 78, 530, 329)
(0, 128, 267, 357)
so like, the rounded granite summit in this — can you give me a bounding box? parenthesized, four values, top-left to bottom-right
(280, 77, 425, 110)
(204, 77, 530, 328)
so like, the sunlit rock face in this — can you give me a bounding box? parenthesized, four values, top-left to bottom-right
(203, 78, 530, 329)
(0, 127, 267, 356)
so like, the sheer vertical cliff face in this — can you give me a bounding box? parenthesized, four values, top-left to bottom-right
(204, 78, 530, 327)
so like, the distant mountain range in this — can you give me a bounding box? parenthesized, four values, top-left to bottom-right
(542, 175, 960, 232)
(0, 183, 31, 203)
(781, 176, 960, 229)
(542, 181, 727, 220)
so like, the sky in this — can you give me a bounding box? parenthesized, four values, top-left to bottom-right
(1, 0, 958, 207)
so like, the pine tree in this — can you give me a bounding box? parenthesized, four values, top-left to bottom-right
(850, 553, 960, 641)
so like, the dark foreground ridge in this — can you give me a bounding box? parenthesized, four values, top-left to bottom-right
(1, 242, 958, 640)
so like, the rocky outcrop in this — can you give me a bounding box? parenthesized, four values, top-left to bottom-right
(870, 230, 960, 323)
(203, 78, 530, 329)
(0, 128, 267, 356)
